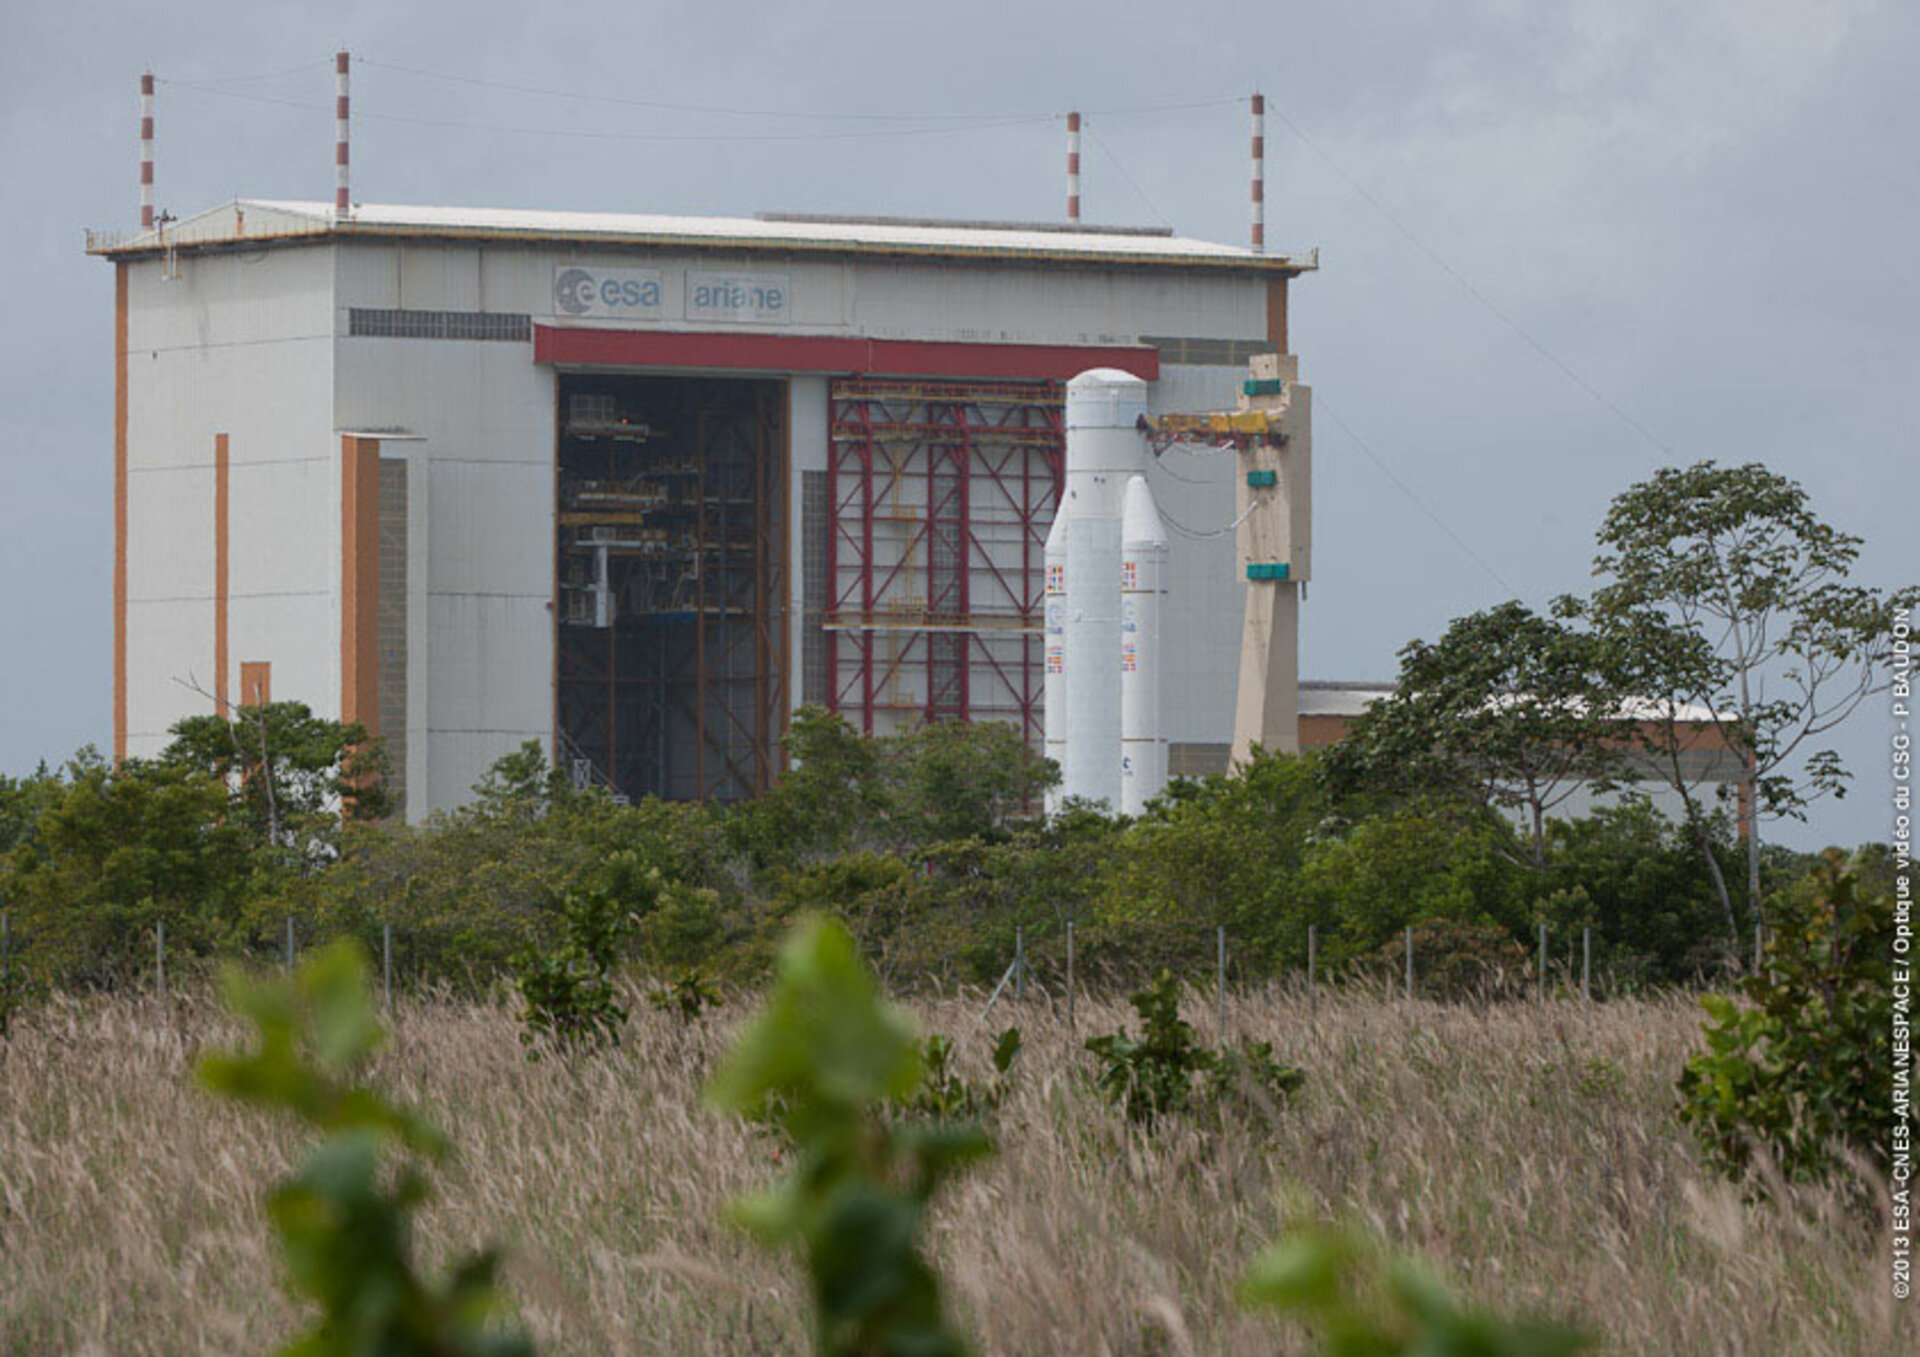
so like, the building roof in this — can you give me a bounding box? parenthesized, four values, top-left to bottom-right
(1299, 681, 1396, 719)
(87, 199, 1316, 274)
(1298, 679, 1729, 726)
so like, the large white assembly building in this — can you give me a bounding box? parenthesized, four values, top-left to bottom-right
(93, 197, 1314, 817)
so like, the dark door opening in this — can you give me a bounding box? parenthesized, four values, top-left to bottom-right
(555, 373, 787, 802)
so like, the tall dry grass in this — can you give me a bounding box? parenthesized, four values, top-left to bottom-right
(0, 981, 1907, 1354)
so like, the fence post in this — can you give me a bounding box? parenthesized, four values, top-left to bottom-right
(1307, 922, 1317, 1012)
(1216, 924, 1227, 1037)
(1404, 925, 1414, 1001)
(1065, 919, 1075, 1031)
(1537, 922, 1547, 1004)
(285, 914, 295, 974)
(156, 920, 165, 998)
(1014, 927, 1025, 1005)
(383, 923, 393, 1010)
(1581, 926, 1591, 1002)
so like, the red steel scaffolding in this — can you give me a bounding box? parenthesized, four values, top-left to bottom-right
(825, 379, 1064, 744)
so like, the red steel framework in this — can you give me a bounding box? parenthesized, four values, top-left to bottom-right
(825, 379, 1064, 744)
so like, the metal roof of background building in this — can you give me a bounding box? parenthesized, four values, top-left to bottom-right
(88, 199, 1318, 273)
(1297, 679, 1730, 726)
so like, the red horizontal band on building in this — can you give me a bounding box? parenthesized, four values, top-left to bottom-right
(532, 326, 1160, 381)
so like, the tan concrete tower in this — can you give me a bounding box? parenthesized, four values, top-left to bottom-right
(1139, 352, 1312, 767)
(1229, 352, 1310, 764)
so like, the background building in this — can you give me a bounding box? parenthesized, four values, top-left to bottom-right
(1299, 680, 1750, 826)
(94, 200, 1311, 817)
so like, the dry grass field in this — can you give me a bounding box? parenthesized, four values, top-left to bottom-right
(0, 982, 1908, 1355)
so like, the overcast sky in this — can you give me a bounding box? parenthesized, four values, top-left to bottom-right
(2, 0, 1911, 848)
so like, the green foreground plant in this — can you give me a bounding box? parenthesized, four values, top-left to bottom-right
(1238, 1222, 1592, 1355)
(197, 941, 531, 1356)
(707, 916, 992, 1356)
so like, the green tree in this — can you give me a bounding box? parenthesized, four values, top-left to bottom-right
(161, 700, 389, 856)
(1566, 460, 1917, 940)
(1293, 803, 1529, 972)
(0, 761, 66, 857)
(731, 707, 887, 866)
(469, 739, 577, 823)
(880, 718, 1053, 848)
(0, 752, 252, 985)
(733, 709, 1055, 868)
(1320, 602, 1620, 871)
(1096, 748, 1328, 972)
(280, 746, 731, 987)
(1545, 799, 1755, 983)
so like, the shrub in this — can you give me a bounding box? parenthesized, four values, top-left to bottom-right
(907, 1026, 1022, 1122)
(1358, 920, 1534, 1002)
(1675, 850, 1893, 1186)
(1210, 1039, 1307, 1112)
(197, 942, 531, 1355)
(515, 885, 632, 1054)
(1086, 970, 1303, 1125)
(1085, 970, 1214, 1124)
(647, 966, 723, 1025)
(706, 916, 990, 1356)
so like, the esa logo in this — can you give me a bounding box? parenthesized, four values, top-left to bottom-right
(552, 266, 662, 317)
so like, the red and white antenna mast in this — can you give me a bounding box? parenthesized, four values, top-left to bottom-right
(1066, 111, 1082, 223)
(334, 51, 351, 221)
(139, 72, 155, 229)
(1250, 92, 1265, 253)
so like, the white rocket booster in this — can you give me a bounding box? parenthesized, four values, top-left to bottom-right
(1120, 474, 1168, 816)
(1064, 514, 1122, 808)
(1047, 368, 1150, 811)
(1042, 511, 1068, 812)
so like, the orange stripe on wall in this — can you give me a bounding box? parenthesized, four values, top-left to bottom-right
(340, 436, 380, 733)
(240, 661, 271, 708)
(114, 265, 128, 763)
(1266, 276, 1289, 354)
(214, 433, 230, 717)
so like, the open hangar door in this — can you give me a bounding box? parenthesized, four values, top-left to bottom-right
(554, 373, 787, 803)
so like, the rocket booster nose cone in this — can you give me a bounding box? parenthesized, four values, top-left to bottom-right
(1121, 474, 1168, 545)
(1066, 367, 1148, 429)
(1045, 501, 1070, 553)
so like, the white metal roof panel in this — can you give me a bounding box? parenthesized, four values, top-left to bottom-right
(90, 198, 1311, 272)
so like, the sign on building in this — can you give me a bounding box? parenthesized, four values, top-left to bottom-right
(551, 266, 664, 319)
(686, 272, 789, 324)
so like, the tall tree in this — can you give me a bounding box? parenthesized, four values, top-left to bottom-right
(161, 700, 388, 858)
(1564, 460, 1915, 943)
(1320, 601, 1621, 871)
